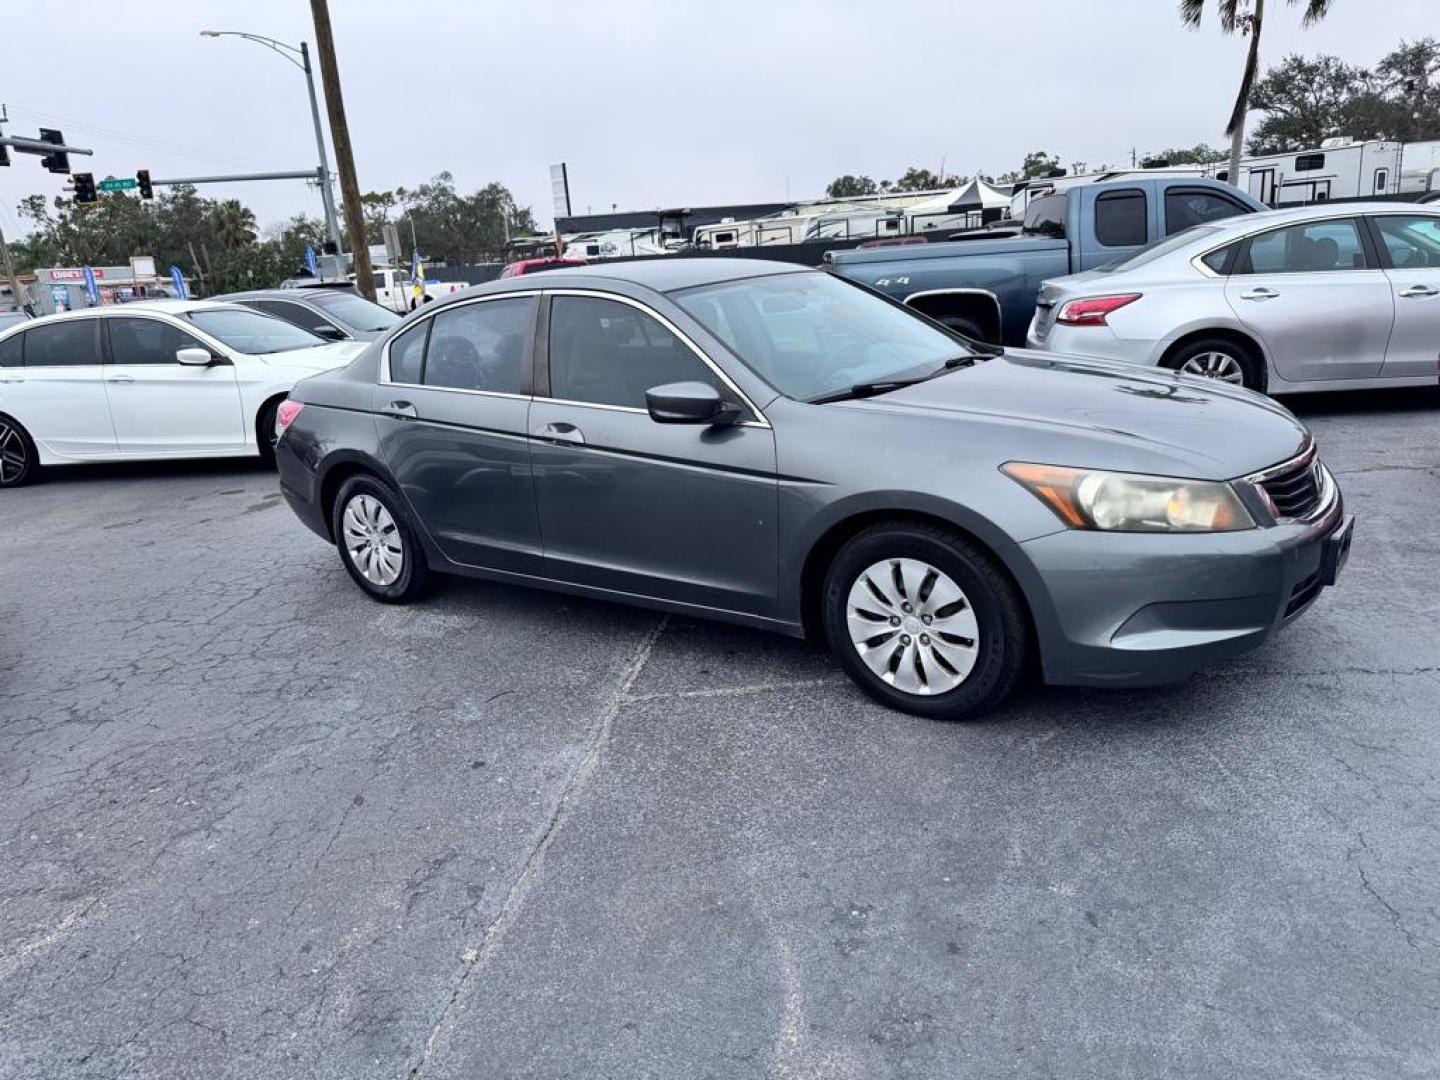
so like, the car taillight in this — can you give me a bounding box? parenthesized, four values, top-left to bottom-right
(275, 400, 304, 438)
(1055, 293, 1142, 327)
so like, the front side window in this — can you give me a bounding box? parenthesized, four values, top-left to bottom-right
(548, 296, 715, 409)
(1095, 190, 1147, 247)
(675, 271, 972, 402)
(1239, 218, 1369, 274)
(183, 308, 325, 354)
(308, 291, 400, 334)
(1165, 189, 1250, 234)
(422, 297, 534, 394)
(18, 319, 99, 367)
(1371, 215, 1440, 269)
(107, 317, 208, 364)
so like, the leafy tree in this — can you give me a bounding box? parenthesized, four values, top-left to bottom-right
(209, 200, 257, 249)
(1246, 54, 1373, 152)
(825, 175, 879, 198)
(1019, 150, 1062, 179)
(891, 167, 967, 192)
(1181, 0, 1336, 187)
(1377, 37, 1440, 141)
(1144, 143, 1229, 165)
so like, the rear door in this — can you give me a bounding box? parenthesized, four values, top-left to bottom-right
(375, 293, 543, 573)
(0, 318, 116, 457)
(102, 315, 246, 454)
(1223, 216, 1392, 384)
(1366, 213, 1440, 381)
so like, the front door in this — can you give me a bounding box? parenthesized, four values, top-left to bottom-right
(102, 316, 246, 454)
(529, 292, 778, 616)
(1224, 216, 1393, 384)
(0, 317, 116, 457)
(375, 294, 543, 574)
(1368, 214, 1440, 381)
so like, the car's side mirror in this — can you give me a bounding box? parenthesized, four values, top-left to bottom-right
(176, 347, 214, 366)
(645, 381, 741, 425)
(312, 324, 347, 341)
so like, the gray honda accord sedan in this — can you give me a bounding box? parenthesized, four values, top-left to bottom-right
(274, 259, 1353, 720)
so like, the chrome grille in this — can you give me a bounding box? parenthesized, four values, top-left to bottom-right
(1261, 459, 1323, 519)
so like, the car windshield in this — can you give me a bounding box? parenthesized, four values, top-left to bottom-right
(1095, 225, 1222, 272)
(183, 308, 326, 354)
(307, 291, 400, 333)
(673, 271, 974, 402)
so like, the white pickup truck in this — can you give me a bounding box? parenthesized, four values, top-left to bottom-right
(365, 267, 469, 314)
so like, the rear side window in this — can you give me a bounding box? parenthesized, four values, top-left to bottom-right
(20, 320, 99, 367)
(0, 332, 21, 368)
(1239, 218, 1370, 274)
(422, 297, 534, 394)
(1200, 242, 1241, 274)
(388, 321, 428, 383)
(1095, 190, 1147, 247)
(1165, 189, 1250, 234)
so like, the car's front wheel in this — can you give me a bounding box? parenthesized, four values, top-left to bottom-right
(0, 416, 39, 488)
(331, 474, 431, 603)
(822, 522, 1028, 720)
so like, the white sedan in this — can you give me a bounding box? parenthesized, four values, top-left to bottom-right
(1027, 203, 1440, 395)
(0, 300, 365, 487)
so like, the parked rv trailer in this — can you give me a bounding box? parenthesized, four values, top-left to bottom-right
(1225, 138, 1440, 205)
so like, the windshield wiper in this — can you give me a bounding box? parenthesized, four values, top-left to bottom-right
(808, 377, 930, 404)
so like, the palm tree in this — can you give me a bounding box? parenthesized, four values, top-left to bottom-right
(210, 200, 257, 249)
(1182, 0, 1335, 191)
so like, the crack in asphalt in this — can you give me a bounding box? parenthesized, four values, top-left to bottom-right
(406, 615, 670, 1079)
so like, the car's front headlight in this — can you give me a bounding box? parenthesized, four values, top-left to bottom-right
(1002, 463, 1254, 533)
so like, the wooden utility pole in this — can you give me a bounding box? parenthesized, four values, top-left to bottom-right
(0, 219, 28, 314)
(309, 0, 375, 300)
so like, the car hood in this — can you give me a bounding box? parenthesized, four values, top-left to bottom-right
(257, 341, 367, 370)
(844, 349, 1308, 481)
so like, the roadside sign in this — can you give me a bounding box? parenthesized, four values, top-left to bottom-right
(81, 265, 100, 305)
(304, 245, 318, 275)
(169, 266, 188, 300)
(130, 255, 156, 279)
(97, 177, 137, 193)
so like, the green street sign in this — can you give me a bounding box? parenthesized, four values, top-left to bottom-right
(98, 178, 137, 193)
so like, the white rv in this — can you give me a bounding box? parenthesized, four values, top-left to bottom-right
(1227, 138, 1440, 205)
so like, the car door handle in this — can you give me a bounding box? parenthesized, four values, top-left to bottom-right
(533, 421, 585, 445)
(106, 374, 136, 384)
(1398, 284, 1440, 298)
(1239, 287, 1280, 301)
(380, 400, 418, 419)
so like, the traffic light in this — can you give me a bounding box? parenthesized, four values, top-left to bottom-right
(73, 173, 97, 204)
(37, 128, 69, 174)
(137, 169, 153, 199)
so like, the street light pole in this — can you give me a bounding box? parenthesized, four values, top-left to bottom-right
(199, 30, 343, 255)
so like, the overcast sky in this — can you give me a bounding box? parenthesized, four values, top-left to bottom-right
(2, 0, 1435, 239)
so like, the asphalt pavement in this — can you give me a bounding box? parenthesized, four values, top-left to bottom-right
(1, 389, 1437, 1079)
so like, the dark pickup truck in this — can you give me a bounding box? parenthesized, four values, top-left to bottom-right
(827, 177, 1265, 345)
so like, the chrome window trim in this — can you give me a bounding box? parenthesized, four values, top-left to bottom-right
(380, 289, 540, 392)
(1195, 215, 1384, 277)
(541, 288, 771, 429)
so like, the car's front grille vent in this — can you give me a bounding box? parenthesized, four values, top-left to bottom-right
(1260, 458, 1323, 520)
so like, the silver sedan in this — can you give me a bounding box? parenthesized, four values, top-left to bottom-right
(1027, 202, 1440, 394)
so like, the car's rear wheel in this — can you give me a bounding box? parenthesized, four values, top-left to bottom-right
(821, 522, 1027, 720)
(0, 416, 39, 488)
(332, 474, 431, 603)
(1166, 337, 1266, 393)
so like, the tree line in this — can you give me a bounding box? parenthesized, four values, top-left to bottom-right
(7, 172, 537, 295)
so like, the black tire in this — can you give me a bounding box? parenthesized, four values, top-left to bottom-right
(940, 316, 988, 343)
(821, 521, 1028, 721)
(257, 399, 281, 467)
(0, 415, 40, 488)
(330, 474, 432, 603)
(1164, 336, 1266, 394)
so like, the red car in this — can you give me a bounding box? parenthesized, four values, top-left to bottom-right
(499, 257, 588, 278)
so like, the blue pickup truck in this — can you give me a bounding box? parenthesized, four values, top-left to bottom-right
(827, 177, 1265, 345)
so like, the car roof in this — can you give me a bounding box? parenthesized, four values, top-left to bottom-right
(215, 289, 325, 303)
(17, 300, 243, 323)
(474, 257, 813, 298)
(1204, 200, 1440, 237)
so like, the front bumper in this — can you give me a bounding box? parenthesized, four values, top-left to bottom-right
(1015, 489, 1351, 688)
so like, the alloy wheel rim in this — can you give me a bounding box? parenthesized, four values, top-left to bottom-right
(1180, 351, 1245, 384)
(0, 421, 26, 484)
(342, 494, 404, 586)
(846, 557, 979, 696)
